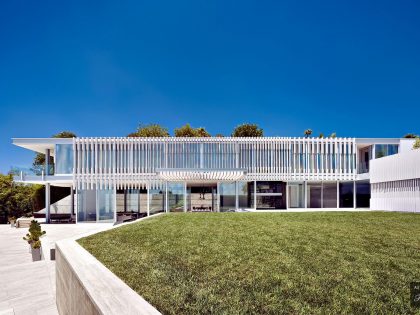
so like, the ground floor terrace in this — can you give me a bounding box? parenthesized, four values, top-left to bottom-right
(74, 180, 371, 223)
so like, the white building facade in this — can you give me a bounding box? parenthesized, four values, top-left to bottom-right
(12, 136, 414, 223)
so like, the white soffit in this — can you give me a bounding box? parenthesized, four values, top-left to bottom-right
(156, 169, 246, 181)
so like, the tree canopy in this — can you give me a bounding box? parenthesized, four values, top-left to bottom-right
(174, 124, 211, 137)
(304, 129, 313, 138)
(404, 133, 418, 139)
(0, 174, 42, 222)
(231, 124, 263, 137)
(127, 124, 170, 137)
(413, 138, 420, 149)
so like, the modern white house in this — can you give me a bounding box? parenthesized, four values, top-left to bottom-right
(11, 136, 418, 223)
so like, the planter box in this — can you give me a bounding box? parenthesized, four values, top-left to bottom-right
(31, 247, 42, 261)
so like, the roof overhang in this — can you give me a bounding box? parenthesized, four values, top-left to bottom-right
(12, 138, 73, 154)
(156, 168, 247, 181)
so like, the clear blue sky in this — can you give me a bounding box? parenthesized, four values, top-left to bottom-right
(1, 0, 419, 173)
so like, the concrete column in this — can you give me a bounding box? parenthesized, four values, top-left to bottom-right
(45, 183, 51, 224)
(304, 181, 308, 208)
(45, 149, 51, 176)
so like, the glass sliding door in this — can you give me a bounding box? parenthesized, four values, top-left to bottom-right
(288, 183, 304, 208)
(187, 185, 216, 212)
(256, 181, 286, 210)
(168, 182, 185, 212)
(339, 182, 354, 208)
(219, 182, 236, 212)
(238, 181, 254, 209)
(149, 189, 165, 215)
(307, 182, 322, 208)
(77, 189, 97, 222)
(97, 189, 115, 222)
(322, 182, 337, 208)
(356, 181, 370, 208)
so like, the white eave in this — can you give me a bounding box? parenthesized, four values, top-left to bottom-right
(156, 169, 247, 181)
(12, 138, 73, 154)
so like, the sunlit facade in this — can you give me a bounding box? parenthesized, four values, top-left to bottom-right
(12, 136, 408, 223)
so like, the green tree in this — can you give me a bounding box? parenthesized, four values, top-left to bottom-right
(404, 133, 418, 138)
(319, 133, 324, 138)
(413, 138, 420, 149)
(0, 174, 41, 220)
(231, 124, 263, 137)
(32, 131, 77, 172)
(329, 132, 337, 138)
(174, 124, 211, 137)
(128, 124, 170, 137)
(304, 129, 313, 138)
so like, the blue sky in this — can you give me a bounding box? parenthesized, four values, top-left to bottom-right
(1, 0, 419, 172)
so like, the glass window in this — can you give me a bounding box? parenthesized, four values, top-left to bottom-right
(288, 183, 304, 208)
(116, 189, 125, 212)
(219, 182, 236, 212)
(238, 182, 253, 209)
(256, 181, 286, 210)
(307, 182, 322, 208)
(339, 182, 354, 208)
(168, 183, 185, 212)
(55, 144, 73, 174)
(77, 189, 96, 222)
(97, 189, 115, 222)
(356, 182, 370, 208)
(322, 183, 337, 208)
(375, 144, 398, 159)
(149, 189, 165, 214)
(187, 185, 215, 212)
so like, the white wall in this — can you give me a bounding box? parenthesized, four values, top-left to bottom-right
(370, 149, 420, 212)
(370, 149, 420, 184)
(399, 139, 416, 153)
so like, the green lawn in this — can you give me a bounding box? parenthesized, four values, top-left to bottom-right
(78, 212, 420, 314)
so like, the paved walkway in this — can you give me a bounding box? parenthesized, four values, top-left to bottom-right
(0, 223, 112, 315)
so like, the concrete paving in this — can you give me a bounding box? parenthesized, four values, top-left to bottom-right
(0, 223, 113, 315)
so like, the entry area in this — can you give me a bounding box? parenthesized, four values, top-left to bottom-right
(187, 183, 217, 212)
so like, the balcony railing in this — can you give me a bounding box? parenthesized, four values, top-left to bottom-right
(10, 164, 55, 180)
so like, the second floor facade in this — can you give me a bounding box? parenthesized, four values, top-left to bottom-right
(12, 137, 412, 188)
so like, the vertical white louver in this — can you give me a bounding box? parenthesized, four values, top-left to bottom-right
(74, 137, 357, 189)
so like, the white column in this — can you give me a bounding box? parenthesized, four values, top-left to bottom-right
(353, 181, 356, 209)
(285, 182, 289, 209)
(216, 182, 220, 212)
(70, 187, 74, 216)
(254, 180, 257, 209)
(184, 182, 187, 212)
(45, 183, 50, 223)
(147, 182, 150, 216)
(304, 181, 308, 208)
(235, 181, 239, 210)
(336, 181, 340, 208)
(165, 182, 169, 213)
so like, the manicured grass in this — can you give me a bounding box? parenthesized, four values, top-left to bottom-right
(78, 212, 420, 314)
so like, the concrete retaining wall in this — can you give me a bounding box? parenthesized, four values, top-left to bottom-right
(56, 239, 161, 315)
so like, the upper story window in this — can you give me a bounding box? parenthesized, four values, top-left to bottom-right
(55, 144, 73, 174)
(375, 144, 398, 159)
